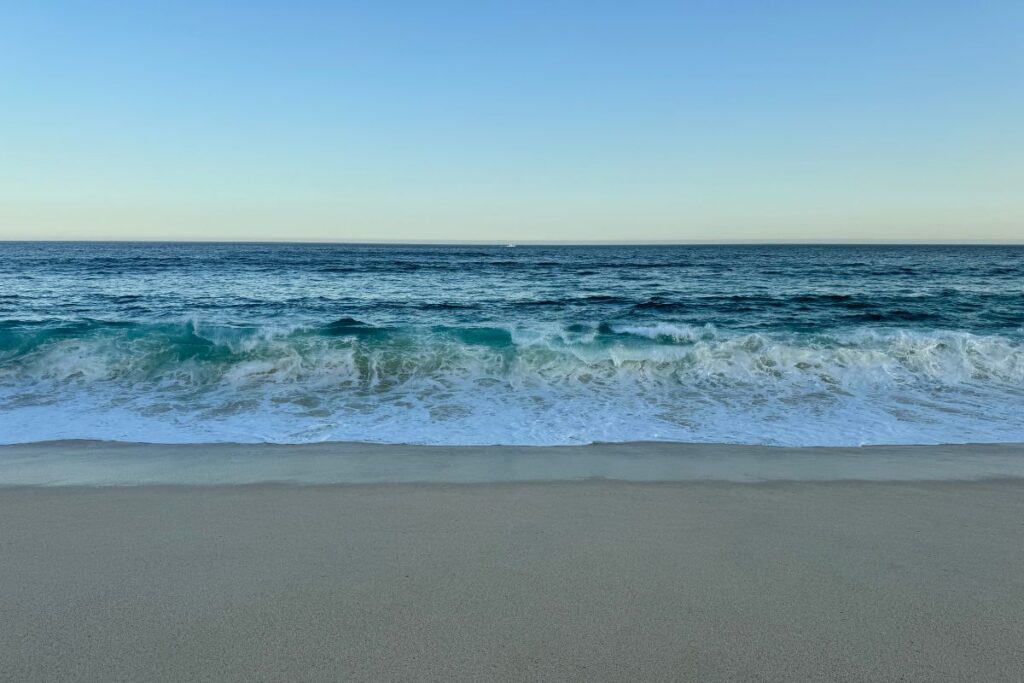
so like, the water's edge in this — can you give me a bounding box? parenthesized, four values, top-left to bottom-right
(3, 439, 1023, 486)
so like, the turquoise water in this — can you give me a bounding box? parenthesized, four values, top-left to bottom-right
(1, 242, 1022, 445)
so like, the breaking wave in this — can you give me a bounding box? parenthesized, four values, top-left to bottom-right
(1, 319, 1022, 446)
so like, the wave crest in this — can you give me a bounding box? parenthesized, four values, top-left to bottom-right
(1, 320, 1022, 446)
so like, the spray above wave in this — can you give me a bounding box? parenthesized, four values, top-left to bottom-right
(1, 318, 1022, 446)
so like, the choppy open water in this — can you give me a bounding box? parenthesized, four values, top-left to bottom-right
(1, 242, 1022, 446)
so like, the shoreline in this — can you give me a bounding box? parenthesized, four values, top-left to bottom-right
(9, 437, 1024, 448)
(2, 439, 1024, 485)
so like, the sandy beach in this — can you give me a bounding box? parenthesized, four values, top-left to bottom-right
(3, 474, 1023, 681)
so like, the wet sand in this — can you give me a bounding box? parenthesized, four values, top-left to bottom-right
(4, 440, 1024, 484)
(2, 478, 1023, 681)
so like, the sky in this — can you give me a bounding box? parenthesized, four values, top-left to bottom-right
(2, 1, 1022, 243)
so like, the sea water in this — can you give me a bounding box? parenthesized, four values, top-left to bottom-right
(1, 242, 1022, 446)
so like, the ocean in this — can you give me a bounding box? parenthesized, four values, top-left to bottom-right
(1, 242, 1022, 446)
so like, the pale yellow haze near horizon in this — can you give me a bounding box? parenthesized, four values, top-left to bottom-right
(2, 157, 1022, 243)
(3, 128, 1023, 243)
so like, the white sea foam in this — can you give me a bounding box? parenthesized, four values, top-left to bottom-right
(1, 324, 1023, 446)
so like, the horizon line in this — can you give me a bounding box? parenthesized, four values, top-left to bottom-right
(1, 238, 1023, 246)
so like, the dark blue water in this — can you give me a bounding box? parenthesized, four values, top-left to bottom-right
(1, 242, 1022, 445)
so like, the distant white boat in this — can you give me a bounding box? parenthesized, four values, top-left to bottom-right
(506, 243, 516, 248)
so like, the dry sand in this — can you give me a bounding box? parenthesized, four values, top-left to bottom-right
(2, 478, 1023, 681)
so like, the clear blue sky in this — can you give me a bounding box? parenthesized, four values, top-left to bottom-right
(2, 1, 1022, 242)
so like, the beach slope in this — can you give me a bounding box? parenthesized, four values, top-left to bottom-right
(3, 478, 1023, 681)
